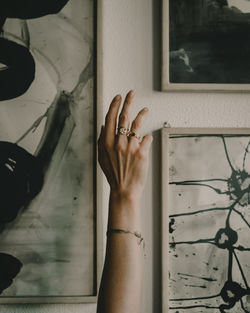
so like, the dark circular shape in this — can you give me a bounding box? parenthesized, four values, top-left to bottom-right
(220, 281, 246, 304)
(0, 38, 35, 101)
(0, 0, 70, 19)
(215, 228, 238, 249)
(0, 252, 22, 293)
(0, 141, 43, 223)
(227, 170, 250, 200)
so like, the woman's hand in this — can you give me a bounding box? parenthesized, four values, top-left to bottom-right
(97, 90, 152, 313)
(98, 90, 152, 207)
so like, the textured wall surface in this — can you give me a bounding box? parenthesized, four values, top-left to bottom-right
(1, 0, 250, 312)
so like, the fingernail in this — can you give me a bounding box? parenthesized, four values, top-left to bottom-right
(130, 90, 135, 97)
(115, 94, 121, 101)
(144, 107, 149, 111)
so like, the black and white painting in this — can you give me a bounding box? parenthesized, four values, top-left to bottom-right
(162, 0, 250, 91)
(163, 129, 250, 312)
(0, 0, 96, 302)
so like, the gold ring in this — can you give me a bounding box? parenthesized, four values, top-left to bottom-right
(118, 126, 129, 135)
(128, 130, 141, 140)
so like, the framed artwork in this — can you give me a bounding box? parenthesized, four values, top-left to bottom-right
(162, 0, 250, 92)
(0, 0, 103, 304)
(161, 127, 250, 313)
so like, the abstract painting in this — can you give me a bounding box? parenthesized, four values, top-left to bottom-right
(162, 128, 250, 313)
(0, 0, 97, 303)
(162, 0, 250, 91)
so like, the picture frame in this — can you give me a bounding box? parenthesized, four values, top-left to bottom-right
(161, 127, 250, 312)
(0, 0, 103, 304)
(162, 0, 250, 92)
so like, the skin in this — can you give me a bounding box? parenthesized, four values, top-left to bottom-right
(97, 90, 152, 313)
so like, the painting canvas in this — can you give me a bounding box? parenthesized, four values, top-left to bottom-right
(162, 128, 250, 313)
(0, 0, 98, 303)
(162, 0, 250, 91)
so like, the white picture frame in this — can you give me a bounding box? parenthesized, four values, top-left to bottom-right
(161, 127, 250, 312)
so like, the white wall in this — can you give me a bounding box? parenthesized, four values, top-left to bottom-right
(2, 0, 250, 312)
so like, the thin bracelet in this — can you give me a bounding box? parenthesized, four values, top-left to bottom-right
(107, 228, 146, 258)
(106, 228, 144, 246)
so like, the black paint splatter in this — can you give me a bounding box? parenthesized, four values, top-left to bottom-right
(178, 272, 217, 282)
(169, 218, 176, 233)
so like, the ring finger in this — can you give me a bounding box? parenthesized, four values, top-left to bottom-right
(128, 107, 149, 143)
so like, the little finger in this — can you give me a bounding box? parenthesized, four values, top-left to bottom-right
(140, 134, 153, 154)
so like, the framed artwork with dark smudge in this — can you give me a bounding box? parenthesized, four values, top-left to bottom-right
(161, 128, 250, 313)
(0, 0, 101, 303)
(162, 0, 250, 92)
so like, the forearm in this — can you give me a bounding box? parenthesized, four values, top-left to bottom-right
(97, 193, 143, 313)
(97, 90, 152, 313)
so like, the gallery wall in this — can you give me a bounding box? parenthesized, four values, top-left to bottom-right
(2, 0, 250, 312)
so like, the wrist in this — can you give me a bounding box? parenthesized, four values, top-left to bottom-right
(108, 192, 142, 230)
(109, 191, 141, 209)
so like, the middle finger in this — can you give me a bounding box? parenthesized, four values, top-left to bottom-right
(117, 90, 135, 134)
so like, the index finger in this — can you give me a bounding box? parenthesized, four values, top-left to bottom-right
(104, 94, 122, 142)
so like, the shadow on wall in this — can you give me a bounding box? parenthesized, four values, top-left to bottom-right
(152, 129, 162, 313)
(152, 0, 162, 91)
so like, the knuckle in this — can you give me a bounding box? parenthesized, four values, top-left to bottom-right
(115, 141, 126, 152)
(127, 142, 134, 151)
(132, 119, 141, 129)
(127, 146, 135, 155)
(119, 113, 128, 122)
(124, 100, 132, 108)
(136, 150, 146, 161)
(128, 141, 137, 152)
